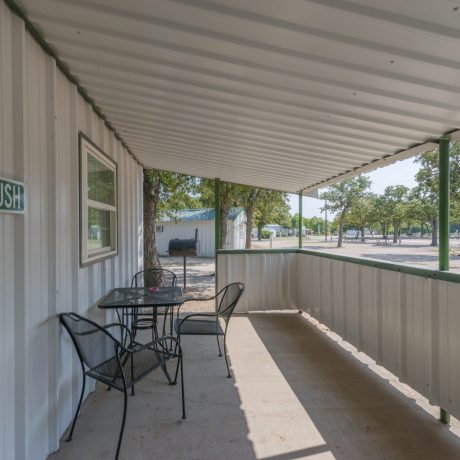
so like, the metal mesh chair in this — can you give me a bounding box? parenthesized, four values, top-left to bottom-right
(58, 312, 185, 460)
(130, 268, 177, 340)
(174, 283, 244, 378)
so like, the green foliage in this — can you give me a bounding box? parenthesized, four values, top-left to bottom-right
(320, 176, 371, 246)
(412, 144, 460, 245)
(345, 193, 377, 239)
(320, 176, 371, 216)
(260, 229, 272, 239)
(253, 189, 291, 232)
(147, 170, 201, 220)
(195, 180, 290, 246)
(303, 216, 327, 234)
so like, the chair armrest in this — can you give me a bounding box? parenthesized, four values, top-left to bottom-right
(183, 296, 215, 302)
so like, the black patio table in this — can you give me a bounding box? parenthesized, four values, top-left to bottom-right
(98, 286, 186, 384)
(98, 286, 185, 337)
(98, 286, 185, 310)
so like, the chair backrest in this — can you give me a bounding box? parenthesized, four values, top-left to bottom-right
(216, 283, 245, 322)
(131, 268, 177, 288)
(58, 313, 120, 372)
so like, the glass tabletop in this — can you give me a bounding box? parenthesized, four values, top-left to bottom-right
(98, 286, 184, 309)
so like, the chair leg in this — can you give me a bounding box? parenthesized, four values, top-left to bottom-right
(216, 333, 222, 357)
(115, 385, 128, 460)
(173, 335, 181, 384)
(67, 368, 86, 442)
(180, 353, 186, 420)
(130, 354, 135, 396)
(162, 308, 168, 336)
(223, 334, 231, 378)
(169, 307, 174, 351)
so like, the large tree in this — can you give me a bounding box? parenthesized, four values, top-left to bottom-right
(320, 176, 371, 247)
(382, 185, 410, 243)
(237, 186, 261, 249)
(346, 193, 376, 241)
(143, 170, 200, 279)
(413, 143, 460, 246)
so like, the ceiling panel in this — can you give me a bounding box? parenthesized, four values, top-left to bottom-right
(13, 0, 460, 193)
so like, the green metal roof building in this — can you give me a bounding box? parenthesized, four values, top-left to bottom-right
(157, 208, 246, 257)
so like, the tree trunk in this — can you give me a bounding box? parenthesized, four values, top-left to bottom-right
(431, 218, 438, 246)
(143, 170, 162, 286)
(257, 223, 263, 240)
(393, 223, 398, 244)
(243, 188, 260, 249)
(337, 215, 344, 248)
(245, 201, 254, 249)
(360, 226, 365, 242)
(218, 183, 231, 249)
(220, 203, 229, 249)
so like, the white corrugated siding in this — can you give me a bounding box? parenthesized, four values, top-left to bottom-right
(218, 251, 460, 421)
(217, 252, 298, 312)
(157, 220, 214, 257)
(157, 217, 245, 257)
(227, 211, 245, 251)
(0, 4, 143, 459)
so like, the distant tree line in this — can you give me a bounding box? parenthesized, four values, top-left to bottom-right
(318, 143, 460, 248)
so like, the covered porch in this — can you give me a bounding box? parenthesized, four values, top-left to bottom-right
(3, 0, 460, 459)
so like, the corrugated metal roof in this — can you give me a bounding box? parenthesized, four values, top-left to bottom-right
(161, 207, 244, 222)
(12, 0, 460, 193)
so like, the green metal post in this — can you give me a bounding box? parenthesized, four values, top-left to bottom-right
(439, 137, 450, 271)
(439, 136, 450, 424)
(214, 179, 221, 299)
(215, 178, 221, 254)
(299, 191, 303, 249)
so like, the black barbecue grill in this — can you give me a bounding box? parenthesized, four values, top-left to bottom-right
(168, 229, 199, 289)
(168, 238, 199, 257)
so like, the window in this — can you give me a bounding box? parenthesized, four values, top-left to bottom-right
(79, 133, 118, 265)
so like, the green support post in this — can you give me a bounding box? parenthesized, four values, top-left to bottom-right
(215, 179, 221, 299)
(299, 191, 303, 249)
(215, 178, 221, 254)
(439, 137, 450, 271)
(439, 136, 450, 424)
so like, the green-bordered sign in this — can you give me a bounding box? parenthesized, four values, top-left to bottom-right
(0, 177, 25, 214)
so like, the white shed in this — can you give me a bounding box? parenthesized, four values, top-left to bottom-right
(157, 208, 246, 257)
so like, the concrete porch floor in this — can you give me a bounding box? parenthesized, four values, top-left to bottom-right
(50, 313, 460, 460)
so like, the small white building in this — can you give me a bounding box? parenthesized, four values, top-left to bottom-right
(157, 208, 246, 257)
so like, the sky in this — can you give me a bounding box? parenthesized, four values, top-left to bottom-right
(289, 157, 421, 218)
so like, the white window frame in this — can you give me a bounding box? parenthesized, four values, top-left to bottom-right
(79, 133, 118, 266)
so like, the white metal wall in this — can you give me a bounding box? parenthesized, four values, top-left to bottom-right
(0, 4, 143, 459)
(218, 251, 460, 421)
(157, 220, 215, 257)
(225, 211, 246, 251)
(217, 252, 298, 313)
(157, 217, 246, 257)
